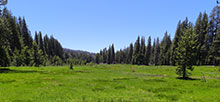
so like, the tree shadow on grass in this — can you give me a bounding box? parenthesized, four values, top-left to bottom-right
(176, 77, 200, 81)
(0, 68, 43, 74)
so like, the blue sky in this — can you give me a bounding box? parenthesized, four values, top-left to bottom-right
(7, 0, 217, 53)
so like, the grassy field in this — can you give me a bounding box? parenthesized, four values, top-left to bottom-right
(0, 65, 220, 102)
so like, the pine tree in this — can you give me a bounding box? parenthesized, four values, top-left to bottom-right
(8, 16, 23, 51)
(171, 18, 189, 65)
(132, 36, 140, 64)
(200, 12, 209, 65)
(209, 27, 220, 66)
(34, 31, 38, 45)
(150, 39, 156, 65)
(12, 48, 24, 67)
(140, 37, 145, 65)
(31, 41, 44, 67)
(107, 46, 112, 64)
(111, 44, 115, 64)
(128, 43, 133, 64)
(170, 21, 182, 66)
(102, 48, 107, 63)
(194, 13, 203, 65)
(154, 38, 160, 65)
(95, 53, 100, 64)
(144, 36, 151, 65)
(207, 6, 220, 64)
(159, 32, 172, 65)
(18, 17, 33, 48)
(0, 18, 10, 67)
(176, 25, 197, 79)
(21, 46, 32, 66)
(38, 32, 44, 53)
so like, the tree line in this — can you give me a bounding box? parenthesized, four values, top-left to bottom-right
(96, 6, 220, 66)
(0, 8, 95, 67)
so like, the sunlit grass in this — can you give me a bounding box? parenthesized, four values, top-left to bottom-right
(0, 65, 220, 102)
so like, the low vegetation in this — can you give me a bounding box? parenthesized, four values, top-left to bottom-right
(0, 65, 220, 102)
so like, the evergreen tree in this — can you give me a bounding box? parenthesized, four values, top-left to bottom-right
(209, 27, 220, 66)
(171, 18, 189, 65)
(144, 36, 151, 65)
(176, 25, 197, 79)
(159, 32, 172, 65)
(107, 46, 112, 64)
(154, 38, 160, 65)
(21, 46, 32, 66)
(102, 48, 107, 63)
(132, 36, 141, 64)
(34, 31, 38, 45)
(111, 44, 115, 64)
(8, 16, 23, 51)
(95, 53, 100, 64)
(200, 12, 209, 65)
(170, 21, 182, 66)
(31, 41, 44, 67)
(0, 18, 10, 67)
(128, 43, 133, 64)
(18, 17, 33, 47)
(150, 39, 156, 65)
(207, 6, 220, 64)
(12, 48, 23, 67)
(38, 32, 44, 53)
(140, 37, 146, 65)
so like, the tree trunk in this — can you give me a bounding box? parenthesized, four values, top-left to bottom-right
(183, 66, 186, 79)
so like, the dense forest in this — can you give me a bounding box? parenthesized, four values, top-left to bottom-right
(0, 8, 95, 67)
(1, 5, 220, 67)
(96, 6, 220, 66)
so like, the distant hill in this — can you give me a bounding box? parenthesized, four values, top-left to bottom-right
(63, 48, 96, 57)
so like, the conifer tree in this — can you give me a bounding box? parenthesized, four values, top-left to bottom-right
(111, 44, 115, 64)
(95, 53, 100, 64)
(159, 32, 172, 65)
(31, 41, 44, 67)
(144, 36, 151, 65)
(140, 37, 145, 65)
(132, 36, 140, 64)
(128, 43, 133, 64)
(150, 39, 156, 65)
(107, 46, 112, 64)
(38, 32, 44, 53)
(21, 46, 32, 66)
(154, 38, 160, 65)
(176, 25, 197, 79)
(0, 18, 10, 67)
(18, 17, 33, 47)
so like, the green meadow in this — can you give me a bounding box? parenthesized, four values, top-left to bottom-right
(0, 65, 220, 102)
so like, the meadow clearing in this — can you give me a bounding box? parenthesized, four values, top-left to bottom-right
(0, 65, 220, 102)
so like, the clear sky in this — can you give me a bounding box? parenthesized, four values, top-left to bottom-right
(6, 0, 217, 53)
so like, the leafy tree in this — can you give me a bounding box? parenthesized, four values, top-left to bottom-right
(176, 25, 197, 79)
